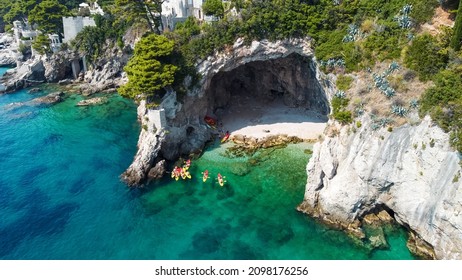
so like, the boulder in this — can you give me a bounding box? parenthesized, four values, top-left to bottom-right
(31, 92, 64, 106)
(147, 160, 166, 182)
(0, 49, 16, 66)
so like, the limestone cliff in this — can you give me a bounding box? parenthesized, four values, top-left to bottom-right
(121, 99, 165, 187)
(298, 116, 462, 259)
(0, 58, 45, 92)
(122, 37, 332, 186)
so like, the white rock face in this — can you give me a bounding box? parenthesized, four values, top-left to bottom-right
(0, 34, 16, 66)
(121, 99, 165, 187)
(0, 58, 45, 93)
(0, 49, 16, 66)
(194, 37, 319, 99)
(300, 116, 462, 259)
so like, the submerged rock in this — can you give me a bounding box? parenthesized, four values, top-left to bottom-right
(27, 88, 41, 94)
(31, 92, 64, 106)
(76, 97, 107, 106)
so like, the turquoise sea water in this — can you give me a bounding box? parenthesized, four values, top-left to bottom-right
(0, 74, 415, 259)
(0, 67, 8, 77)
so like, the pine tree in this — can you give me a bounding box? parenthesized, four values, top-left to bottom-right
(451, 0, 462, 51)
(119, 33, 178, 99)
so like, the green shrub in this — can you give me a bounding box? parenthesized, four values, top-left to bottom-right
(404, 34, 449, 81)
(453, 173, 460, 183)
(331, 96, 353, 124)
(451, 0, 462, 51)
(336, 75, 354, 91)
(409, 0, 439, 25)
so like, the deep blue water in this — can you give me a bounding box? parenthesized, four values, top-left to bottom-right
(0, 76, 414, 259)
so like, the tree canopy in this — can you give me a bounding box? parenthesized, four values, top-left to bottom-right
(28, 0, 69, 34)
(451, 0, 462, 51)
(118, 33, 178, 99)
(202, 0, 224, 18)
(113, 0, 164, 33)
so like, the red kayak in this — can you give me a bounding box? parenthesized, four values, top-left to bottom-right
(221, 131, 230, 143)
(204, 116, 217, 128)
(217, 173, 225, 187)
(202, 170, 209, 182)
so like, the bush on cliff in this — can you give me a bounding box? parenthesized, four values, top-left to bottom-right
(119, 33, 178, 99)
(404, 34, 449, 81)
(332, 96, 353, 124)
(420, 66, 462, 150)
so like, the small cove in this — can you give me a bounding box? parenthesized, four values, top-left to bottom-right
(0, 79, 414, 259)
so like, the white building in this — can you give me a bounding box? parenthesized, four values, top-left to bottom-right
(12, 21, 38, 45)
(62, 16, 96, 43)
(78, 1, 105, 16)
(161, 0, 205, 30)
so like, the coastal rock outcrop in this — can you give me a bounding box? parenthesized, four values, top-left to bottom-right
(0, 58, 45, 93)
(123, 37, 332, 186)
(298, 116, 462, 259)
(31, 91, 65, 105)
(79, 45, 131, 94)
(121, 99, 165, 187)
(0, 49, 16, 66)
(42, 51, 79, 82)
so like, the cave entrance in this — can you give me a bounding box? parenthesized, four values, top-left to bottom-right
(205, 53, 330, 140)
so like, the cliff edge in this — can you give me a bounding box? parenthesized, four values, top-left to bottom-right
(298, 116, 462, 259)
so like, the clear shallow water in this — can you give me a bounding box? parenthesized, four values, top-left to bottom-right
(0, 67, 8, 77)
(0, 80, 415, 259)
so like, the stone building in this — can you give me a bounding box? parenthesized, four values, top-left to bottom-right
(161, 0, 205, 30)
(62, 16, 96, 43)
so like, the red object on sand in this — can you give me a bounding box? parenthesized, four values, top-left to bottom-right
(204, 116, 217, 127)
(221, 131, 230, 143)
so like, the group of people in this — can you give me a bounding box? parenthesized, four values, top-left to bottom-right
(170, 159, 226, 186)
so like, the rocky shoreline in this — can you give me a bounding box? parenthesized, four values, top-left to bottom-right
(298, 116, 462, 259)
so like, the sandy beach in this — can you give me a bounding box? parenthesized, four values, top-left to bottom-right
(217, 95, 328, 140)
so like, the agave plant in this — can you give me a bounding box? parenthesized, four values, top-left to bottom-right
(388, 61, 400, 73)
(321, 58, 346, 68)
(372, 73, 395, 98)
(371, 123, 381, 130)
(391, 105, 408, 117)
(379, 118, 393, 127)
(394, 4, 413, 29)
(371, 117, 393, 130)
(334, 90, 346, 98)
(409, 99, 419, 109)
(384, 87, 396, 98)
(343, 24, 362, 42)
(407, 32, 414, 41)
